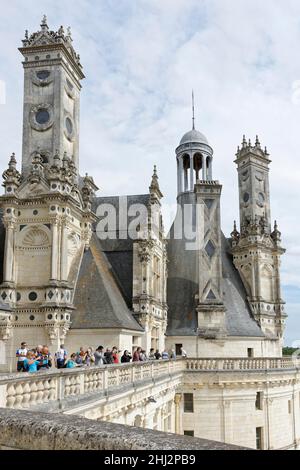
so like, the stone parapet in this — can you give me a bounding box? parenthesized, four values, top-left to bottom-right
(0, 408, 247, 450)
(0, 359, 185, 411)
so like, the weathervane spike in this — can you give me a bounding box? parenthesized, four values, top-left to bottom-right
(192, 90, 195, 130)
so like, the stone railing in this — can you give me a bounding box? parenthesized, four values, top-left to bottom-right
(0, 408, 247, 450)
(1, 357, 299, 412)
(186, 357, 300, 371)
(0, 359, 184, 411)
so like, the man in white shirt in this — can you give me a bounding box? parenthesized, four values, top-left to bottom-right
(16, 342, 28, 372)
(55, 344, 68, 369)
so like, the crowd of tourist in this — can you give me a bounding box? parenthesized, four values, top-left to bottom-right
(16, 342, 187, 374)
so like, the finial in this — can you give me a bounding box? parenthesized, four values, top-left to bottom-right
(8, 153, 17, 169)
(264, 146, 269, 155)
(255, 135, 261, 148)
(41, 15, 48, 30)
(25, 30, 29, 40)
(192, 90, 195, 130)
(242, 135, 247, 148)
(150, 164, 162, 198)
(248, 138, 251, 147)
(66, 27, 73, 41)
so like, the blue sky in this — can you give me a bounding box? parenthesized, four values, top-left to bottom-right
(0, 0, 299, 345)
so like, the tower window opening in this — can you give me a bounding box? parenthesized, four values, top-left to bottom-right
(193, 153, 202, 181)
(206, 156, 211, 180)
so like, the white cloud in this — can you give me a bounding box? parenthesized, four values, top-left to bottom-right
(0, 0, 299, 340)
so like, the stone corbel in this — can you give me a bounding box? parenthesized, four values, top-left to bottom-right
(60, 321, 71, 341)
(44, 323, 60, 345)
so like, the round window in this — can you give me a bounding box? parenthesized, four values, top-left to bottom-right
(36, 70, 50, 80)
(66, 117, 73, 134)
(16, 292, 21, 302)
(29, 292, 38, 302)
(258, 193, 265, 204)
(36, 109, 50, 124)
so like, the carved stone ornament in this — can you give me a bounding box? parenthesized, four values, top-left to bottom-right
(31, 69, 53, 88)
(138, 240, 154, 263)
(0, 313, 13, 341)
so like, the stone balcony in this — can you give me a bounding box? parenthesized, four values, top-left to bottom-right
(1, 357, 300, 450)
(0, 357, 298, 413)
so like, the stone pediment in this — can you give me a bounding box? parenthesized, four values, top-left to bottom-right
(28, 32, 57, 47)
(17, 178, 50, 199)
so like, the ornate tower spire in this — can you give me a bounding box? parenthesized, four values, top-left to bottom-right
(19, 17, 84, 178)
(149, 165, 163, 200)
(232, 137, 287, 342)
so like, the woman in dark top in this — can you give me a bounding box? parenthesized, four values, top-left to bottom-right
(121, 350, 132, 363)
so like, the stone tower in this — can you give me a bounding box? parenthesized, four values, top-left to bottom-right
(19, 15, 84, 177)
(0, 18, 98, 369)
(132, 167, 168, 352)
(231, 136, 287, 340)
(167, 123, 226, 339)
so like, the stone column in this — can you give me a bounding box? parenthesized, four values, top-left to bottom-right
(3, 221, 15, 283)
(190, 154, 194, 191)
(60, 222, 68, 281)
(51, 218, 59, 280)
(179, 158, 183, 193)
(202, 156, 207, 181)
(208, 157, 213, 180)
(174, 393, 182, 435)
(177, 159, 180, 194)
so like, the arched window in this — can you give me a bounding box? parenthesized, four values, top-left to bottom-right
(193, 153, 202, 181)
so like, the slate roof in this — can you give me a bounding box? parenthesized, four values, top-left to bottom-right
(91, 194, 151, 309)
(71, 233, 143, 331)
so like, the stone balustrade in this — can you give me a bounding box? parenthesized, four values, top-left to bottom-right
(0, 357, 299, 412)
(185, 357, 300, 371)
(0, 359, 185, 411)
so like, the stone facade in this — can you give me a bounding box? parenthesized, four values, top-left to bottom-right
(0, 17, 293, 452)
